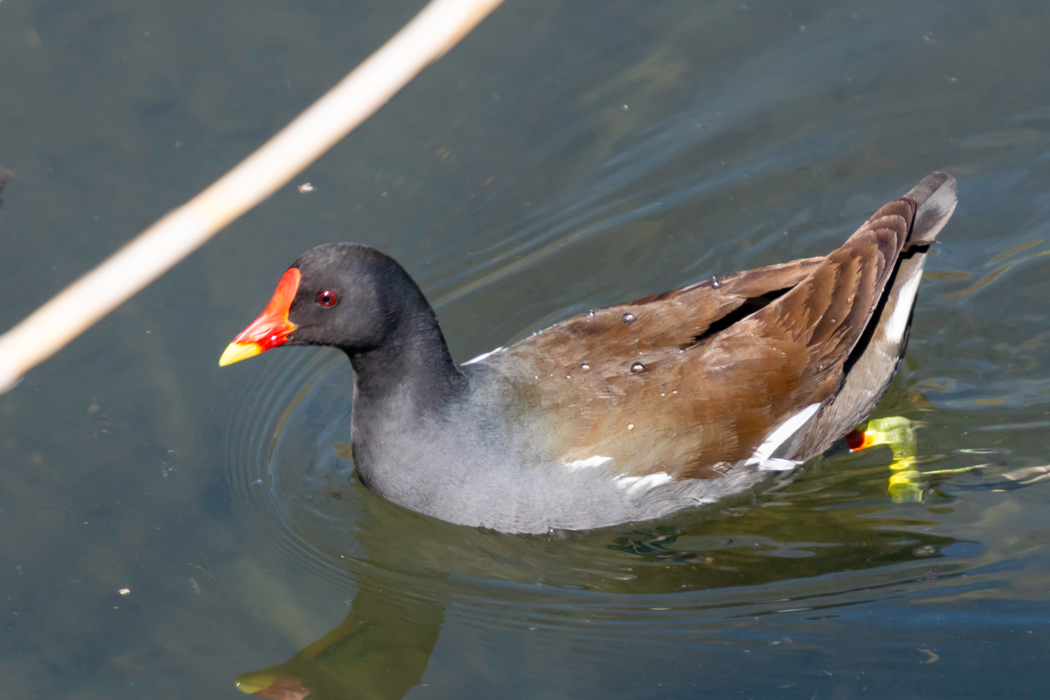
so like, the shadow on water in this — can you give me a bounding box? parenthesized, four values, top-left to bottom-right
(223, 351, 966, 699)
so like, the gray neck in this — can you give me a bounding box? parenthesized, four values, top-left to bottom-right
(344, 304, 468, 492)
(346, 304, 466, 414)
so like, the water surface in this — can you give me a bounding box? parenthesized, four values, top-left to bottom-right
(1, 0, 1050, 697)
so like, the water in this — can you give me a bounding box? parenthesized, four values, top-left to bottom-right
(1, 0, 1050, 697)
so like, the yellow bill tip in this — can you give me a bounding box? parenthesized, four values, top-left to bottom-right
(219, 342, 262, 367)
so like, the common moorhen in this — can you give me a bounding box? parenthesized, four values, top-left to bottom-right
(221, 172, 957, 534)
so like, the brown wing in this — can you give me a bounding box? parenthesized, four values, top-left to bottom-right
(678, 198, 916, 474)
(490, 198, 916, 479)
(516, 255, 826, 360)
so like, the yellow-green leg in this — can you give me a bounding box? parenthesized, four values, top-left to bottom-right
(846, 416, 981, 502)
(847, 416, 922, 502)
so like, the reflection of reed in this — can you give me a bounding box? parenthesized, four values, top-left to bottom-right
(942, 262, 1015, 301)
(0, 0, 506, 393)
(939, 238, 1049, 302)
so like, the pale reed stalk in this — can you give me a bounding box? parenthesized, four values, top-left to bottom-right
(0, 0, 504, 392)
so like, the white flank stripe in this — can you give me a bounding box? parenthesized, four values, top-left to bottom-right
(462, 346, 503, 365)
(756, 457, 799, 472)
(746, 403, 820, 469)
(885, 272, 923, 346)
(616, 472, 673, 494)
(562, 455, 613, 471)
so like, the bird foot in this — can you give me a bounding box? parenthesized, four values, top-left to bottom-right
(847, 416, 923, 502)
(847, 416, 986, 502)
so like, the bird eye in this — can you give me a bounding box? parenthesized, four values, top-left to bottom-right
(316, 290, 338, 307)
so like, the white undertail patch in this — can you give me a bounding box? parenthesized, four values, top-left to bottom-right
(746, 403, 820, 471)
(884, 272, 923, 346)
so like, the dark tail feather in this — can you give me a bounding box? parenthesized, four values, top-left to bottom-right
(800, 172, 958, 459)
(905, 171, 958, 245)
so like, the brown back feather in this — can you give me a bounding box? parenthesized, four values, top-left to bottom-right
(491, 197, 919, 480)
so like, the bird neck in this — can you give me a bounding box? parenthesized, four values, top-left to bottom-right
(345, 303, 466, 414)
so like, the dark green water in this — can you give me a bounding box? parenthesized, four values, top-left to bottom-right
(2, 0, 1050, 697)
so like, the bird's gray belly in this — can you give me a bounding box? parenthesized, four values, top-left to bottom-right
(355, 432, 774, 534)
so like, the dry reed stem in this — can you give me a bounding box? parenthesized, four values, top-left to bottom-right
(0, 0, 504, 392)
